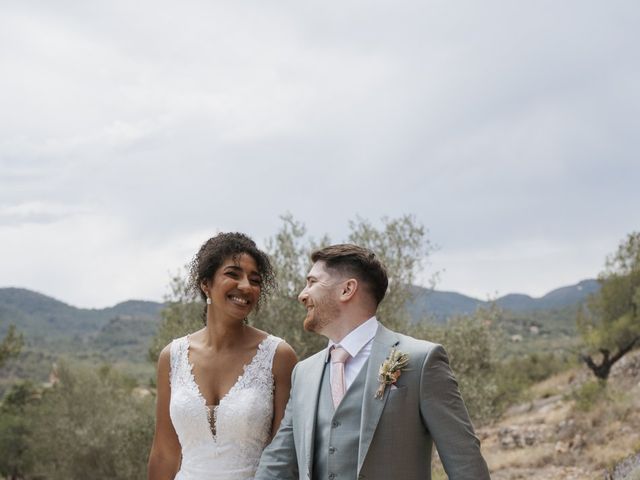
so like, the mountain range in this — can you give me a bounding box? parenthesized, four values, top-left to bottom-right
(407, 279, 600, 322)
(0, 287, 162, 343)
(0, 281, 600, 391)
(0, 279, 600, 340)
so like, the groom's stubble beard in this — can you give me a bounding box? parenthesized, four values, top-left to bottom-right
(302, 292, 340, 335)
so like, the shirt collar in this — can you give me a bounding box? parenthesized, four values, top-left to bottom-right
(327, 316, 379, 359)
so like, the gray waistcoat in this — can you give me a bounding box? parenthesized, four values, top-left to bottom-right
(313, 359, 369, 480)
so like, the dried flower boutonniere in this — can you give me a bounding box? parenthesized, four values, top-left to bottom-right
(375, 347, 409, 399)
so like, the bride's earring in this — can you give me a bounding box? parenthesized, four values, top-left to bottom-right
(206, 295, 212, 305)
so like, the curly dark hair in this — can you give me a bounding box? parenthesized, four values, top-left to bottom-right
(188, 232, 276, 324)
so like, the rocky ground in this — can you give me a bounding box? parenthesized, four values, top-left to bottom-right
(478, 350, 640, 480)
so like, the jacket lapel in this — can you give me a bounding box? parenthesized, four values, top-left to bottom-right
(358, 325, 399, 472)
(301, 349, 329, 477)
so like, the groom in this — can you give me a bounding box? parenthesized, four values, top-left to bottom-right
(256, 244, 491, 480)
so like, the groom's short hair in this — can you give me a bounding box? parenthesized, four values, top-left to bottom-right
(311, 244, 388, 306)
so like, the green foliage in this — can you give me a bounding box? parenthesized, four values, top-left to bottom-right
(491, 351, 575, 414)
(1, 214, 595, 478)
(148, 271, 203, 363)
(252, 214, 327, 359)
(441, 309, 501, 423)
(570, 379, 608, 412)
(0, 288, 136, 343)
(0, 347, 57, 398)
(578, 232, 640, 379)
(0, 365, 156, 480)
(255, 214, 435, 358)
(0, 323, 23, 369)
(0, 381, 39, 478)
(409, 305, 574, 425)
(150, 214, 435, 361)
(408, 306, 502, 424)
(0, 413, 31, 478)
(25, 362, 154, 480)
(579, 232, 640, 350)
(147, 215, 542, 426)
(348, 215, 436, 332)
(1, 291, 162, 393)
(94, 316, 160, 354)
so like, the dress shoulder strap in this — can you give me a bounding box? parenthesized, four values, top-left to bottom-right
(169, 335, 189, 386)
(261, 335, 284, 368)
(236, 335, 283, 391)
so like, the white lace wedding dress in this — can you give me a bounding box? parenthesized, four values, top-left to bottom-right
(169, 334, 283, 480)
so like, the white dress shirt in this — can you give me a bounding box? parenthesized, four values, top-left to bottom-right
(328, 316, 379, 389)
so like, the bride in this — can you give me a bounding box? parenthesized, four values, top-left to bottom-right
(148, 232, 298, 480)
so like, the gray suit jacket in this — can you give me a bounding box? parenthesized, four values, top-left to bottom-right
(256, 325, 491, 480)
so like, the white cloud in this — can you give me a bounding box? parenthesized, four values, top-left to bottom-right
(0, 201, 87, 225)
(428, 236, 613, 300)
(0, 0, 638, 306)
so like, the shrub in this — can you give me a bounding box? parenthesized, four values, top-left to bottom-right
(570, 379, 608, 412)
(25, 362, 154, 480)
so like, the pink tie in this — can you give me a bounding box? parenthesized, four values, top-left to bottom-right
(330, 346, 351, 408)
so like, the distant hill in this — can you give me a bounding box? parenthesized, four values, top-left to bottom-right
(1, 281, 600, 341)
(407, 279, 599, 323)
(478, 349, 640, 479)
(0, 288, 165, 391)
(0, 280, 600, 389)
(0, 287, 163, 343)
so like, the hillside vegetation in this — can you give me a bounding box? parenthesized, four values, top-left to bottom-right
(0, 279, 596, 394)
(1, 218, 638, 480)
(478, 349, 640, 479)
(0, 288, 163, 393)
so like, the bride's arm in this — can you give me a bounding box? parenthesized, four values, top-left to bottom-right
(147, 345, 181, 480)
(270, 341, 298, 437)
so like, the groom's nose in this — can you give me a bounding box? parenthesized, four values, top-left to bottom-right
(298, 288, 308, 304)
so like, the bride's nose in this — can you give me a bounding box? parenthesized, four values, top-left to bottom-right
(238, 275, 252, 291)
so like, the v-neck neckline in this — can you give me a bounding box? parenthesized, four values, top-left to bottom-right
(185, 334, 270, 410)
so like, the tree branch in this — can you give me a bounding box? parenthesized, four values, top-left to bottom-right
(610, 336, 640, 364)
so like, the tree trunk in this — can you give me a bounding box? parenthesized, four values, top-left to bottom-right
(581, 337, 640, 380)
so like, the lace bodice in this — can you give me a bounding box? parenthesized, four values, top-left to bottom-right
(169, 334, 282, 480)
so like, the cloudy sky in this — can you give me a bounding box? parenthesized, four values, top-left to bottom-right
(1, 1, 638, 308)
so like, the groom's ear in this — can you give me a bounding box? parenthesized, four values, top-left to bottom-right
(339, 278, 358, 302)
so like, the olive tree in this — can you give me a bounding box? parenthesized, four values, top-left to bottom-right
(0, 324, 23, 369)
(578, 232, 640, 379)
(148, 270, 203, 363)
(150, 214, 436, 361)
(347, 215, 436, 332)
(252, 214, 327, 359)
(26, 362, 154, 480)
(254, 214, 436, 358)
(408, 305, 504, 424)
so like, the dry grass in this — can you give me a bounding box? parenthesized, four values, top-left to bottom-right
(478, 350, 640, 480)
(485, 444, 553, 471)
(528, 369, 581, 398)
